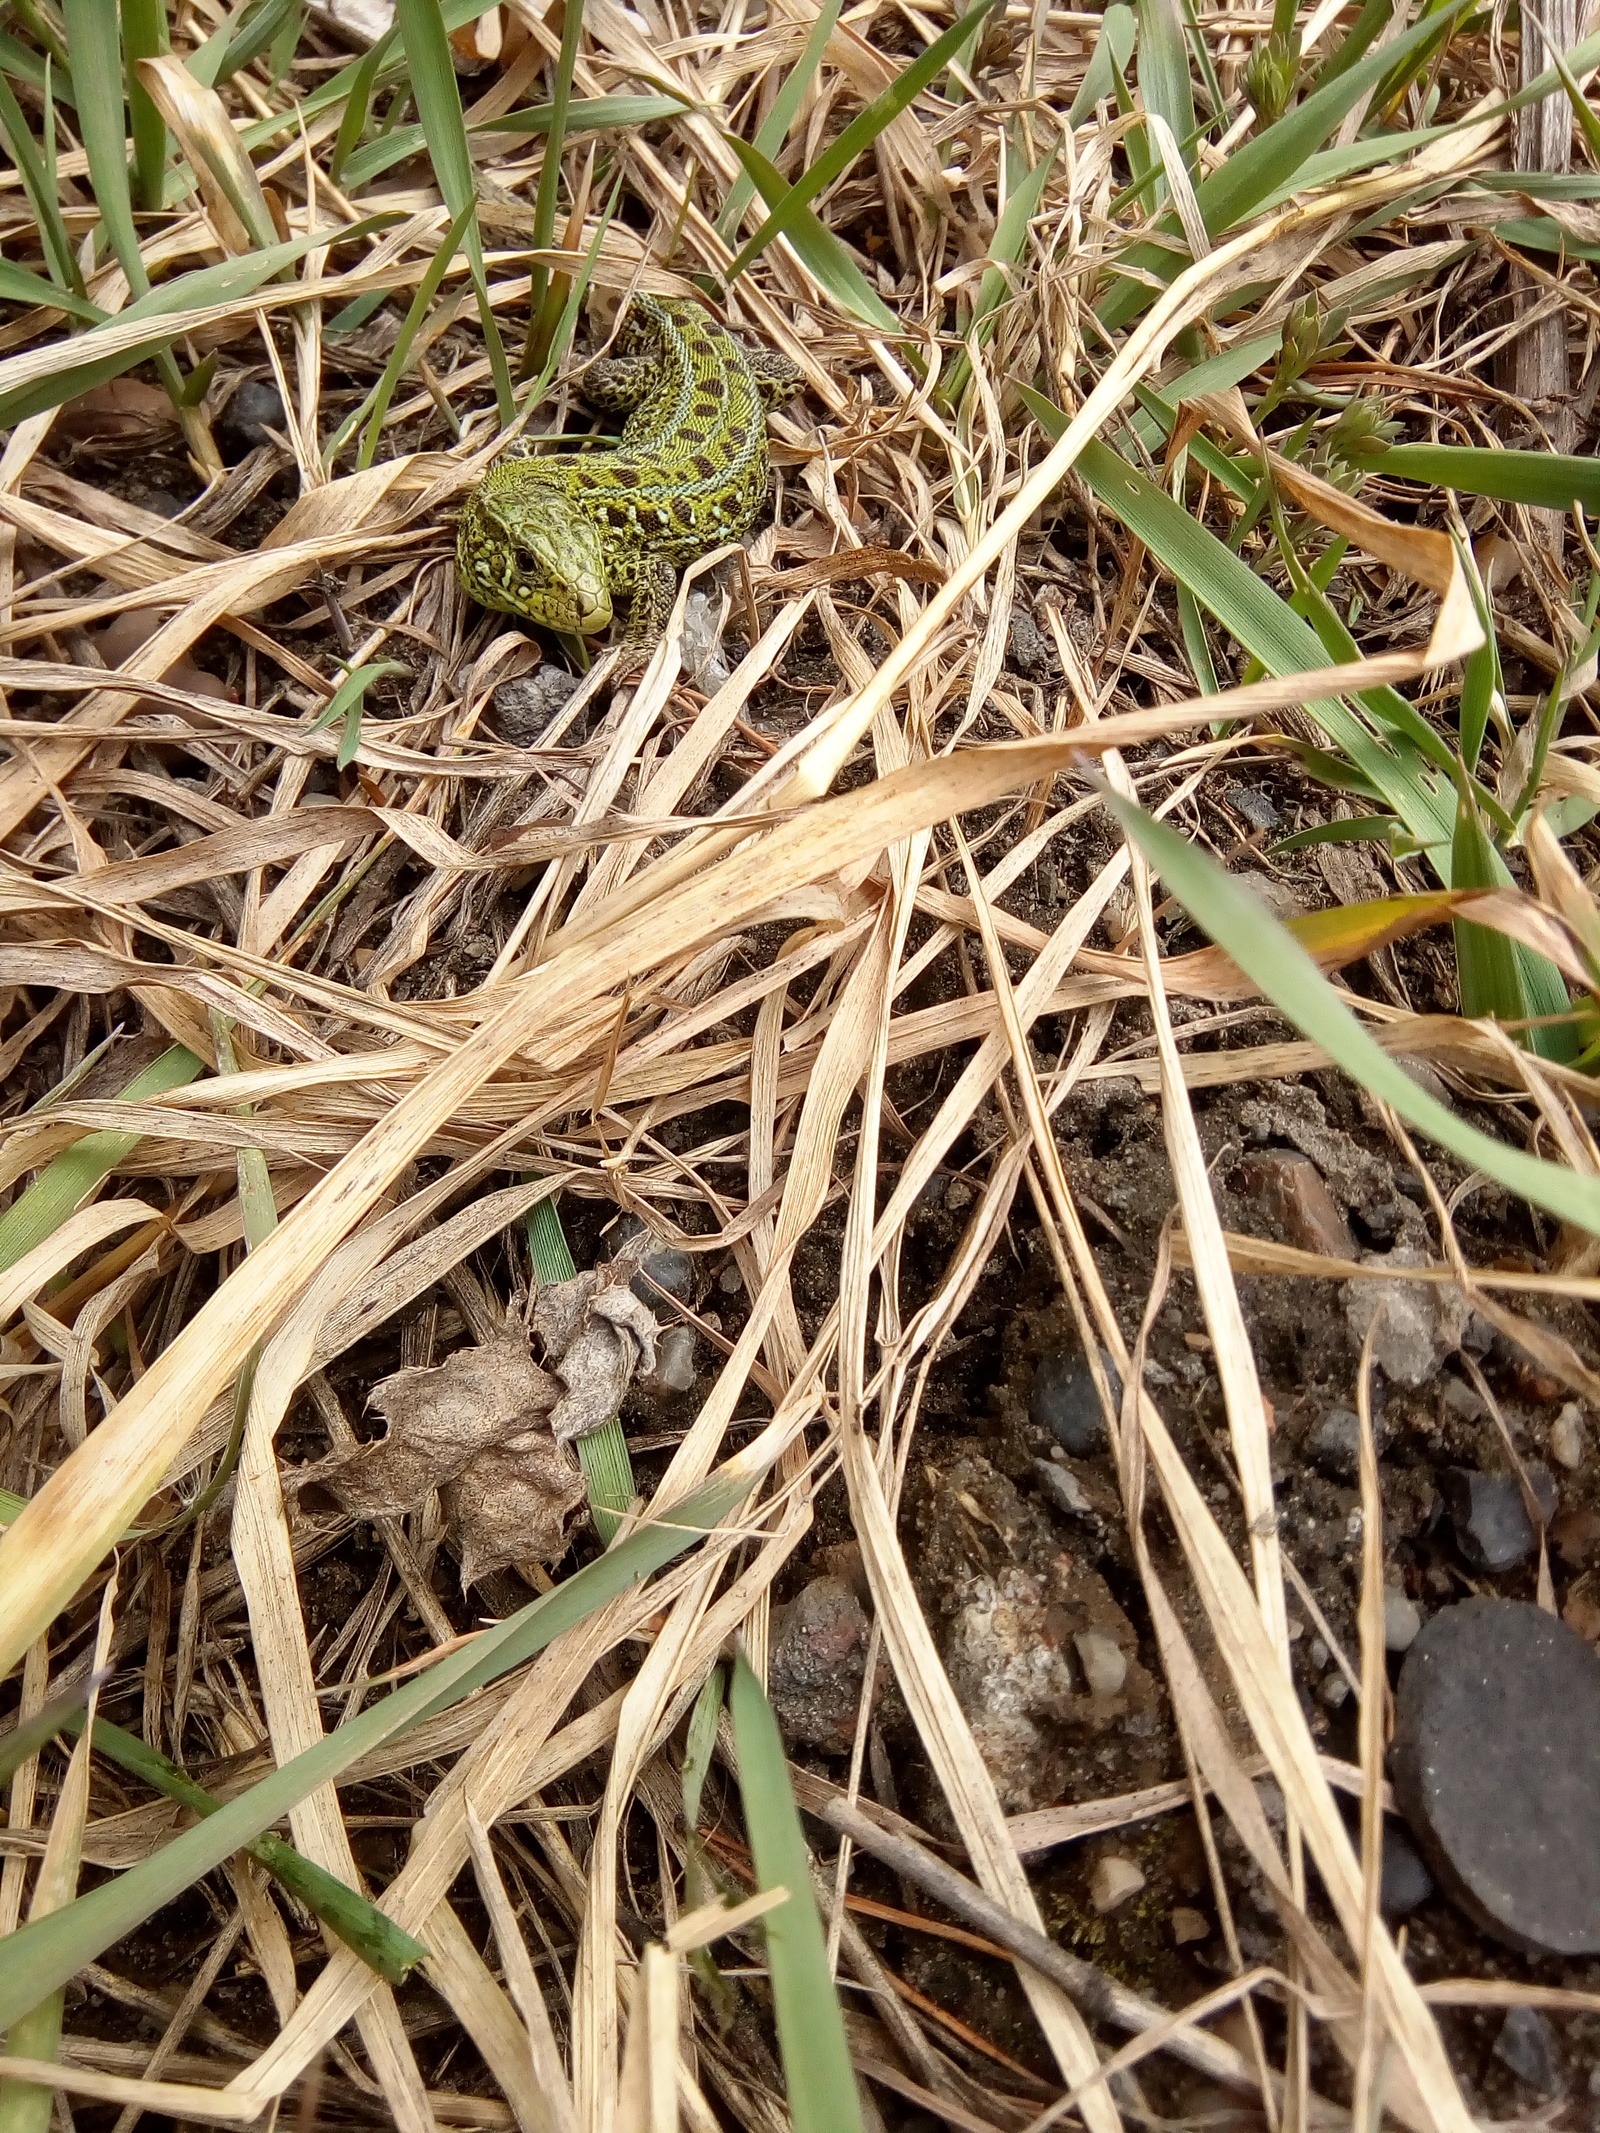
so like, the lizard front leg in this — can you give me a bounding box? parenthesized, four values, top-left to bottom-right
(617, 553, 679, 666)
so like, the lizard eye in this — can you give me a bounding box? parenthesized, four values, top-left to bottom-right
(513, 547, 539, 576)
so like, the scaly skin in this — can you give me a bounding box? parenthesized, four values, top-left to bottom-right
(456, 296, 800, 655)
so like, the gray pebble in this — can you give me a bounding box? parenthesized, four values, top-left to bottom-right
(1384, 1586, 1422, 1653)
(494, 666, 582, 746)
(1379, 1820, 1434, 1919)
(220, 376, 286, 457)
(1029, 1347, 1107, 1457)
(1442, 1467, 1558, 1574)
(1223, 783, 1282, 833)
(1494, 2005, 1560, 2094)
(651, 1322, 697, 1393)
(1311, 1406, 1364, 1482)
(1392, 1596, 1600, 1954)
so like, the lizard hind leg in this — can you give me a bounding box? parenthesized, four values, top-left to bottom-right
(747, 348, 804, 409)
(581, 353, 658, 413)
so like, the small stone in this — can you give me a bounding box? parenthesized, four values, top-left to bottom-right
(634, 1248, 696, 1307)
(1442, 1467, 1558, 1574)
(494, 666, 581, 745)
(1029, 1348, 1107, 1457)
(1342, 1247, 1469, 1387)
(1007, 606, 1054, 680)
(1391, 1597, 1600, 1954)
(944, 1177, 974, 1212)
(1384, 1587, 1422, 1653)
(650, 1323, 697, 1393)
(767, 1576, 874, 1753)
(219, 375, 286, 457)
(680, 588, 732, 692)
(1310, 1406, 1365, 1482)
(1440, 1374, 1487, 1422)
(1034, 1459, 1093, 1517)
(1089, 1854, 1146, 1913)
(1379, 1821, 1434, 1919)
(1171, 1906, 1209, 1945)
(718, 1264, 744, 1295)
(1551, 1403, 1586, 1472)
(1553, 1506, 1600, 1568)
(1074, 1627, 1128, 1699)
(1319, 1671, 1350, 1709)
(1223, 783, 1282, 834)
(1237, 1149, 1354, 1258)
(1493, 2005, 1560, 2094)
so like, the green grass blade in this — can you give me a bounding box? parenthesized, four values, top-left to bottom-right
(394, 0, 514, 426)
(327, 30, 387, 183)
(354, 205, 475, 468)
(722, 135, 899, 329)
(0, 256, 99, 318)
(1107, 793, 1598, 1227)
(0, 1452, 768, 2029)
(1451, 784, 1525, 1026)
(0, 67, 82, 296)
(727, 0, 1003, 283)
(1364, 442, 1600, 514)
(1136, 0, 1196, 177)
(718, 0, 842, 239)
(938, 140, 1056, 407)
(525, 0, 584, 336)
(729, 1655, 865, 2133)
(122, 0, 168, 208)
(1069, 0, 1135, 122)
(0, 1677, 104, 1788)
(0, 1047, 203, 1276)
(64, 1715, 428, 1984)
(62, 0, 149, 297)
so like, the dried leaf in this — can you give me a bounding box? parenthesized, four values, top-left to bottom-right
(316, 1334, 558, 1517)
(533, 1239, 660, 1446)
(443, 1430, 588, 1589)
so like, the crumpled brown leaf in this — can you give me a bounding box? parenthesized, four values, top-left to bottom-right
(311, 1332, 585, 1584)
(533, 1235, 660, 1446)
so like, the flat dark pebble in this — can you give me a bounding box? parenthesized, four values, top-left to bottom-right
(1029, 1346, 1108, 1457)
(1441, 1466, 1558, 1573)
(1392, 1597, 1600, 1954)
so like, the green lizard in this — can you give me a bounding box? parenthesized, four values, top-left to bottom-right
(456, 295, 801, 656)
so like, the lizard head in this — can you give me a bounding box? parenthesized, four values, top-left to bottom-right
(456, 476, 613, 635)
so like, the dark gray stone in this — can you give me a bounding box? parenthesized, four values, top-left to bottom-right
(220, 376, 286, 457)
(608, 1217, 696, 1307)
(1311, 1407, 1364, 1482)
(767, 1576, 873, 1753)
(494, 667, 582, 746)
(1442, 1467, 1558, 1573)
(1223, 783, 1282, 834)
(1494, 2005, 1560, 2094)
(1391, 1597, 1600, 1954)
(1029, 1347, 1107, 1456)
(1379, 1820, 1434, 1919)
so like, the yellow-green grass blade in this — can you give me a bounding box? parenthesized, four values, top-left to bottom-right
(1019, 393, 1460, 852)
(729, 1655, 865, 2133)
(354, 205, 476, 469)
(1108, 792, 1600, 1228)
(1362, 443, 1600, 515)
(0, 1047, 203, 1276)
(0, 1451, 770, 2030)
(726, 0, 1003, 284)
(341, 93, 686, 192)
(718, 0, 842, 240)
(723, 136, 899, 332)
(394, 0, 514, 427)
(0, 1678, 105, 1789)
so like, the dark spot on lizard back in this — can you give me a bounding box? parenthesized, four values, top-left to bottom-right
(691, 454, 717, 480)
(672, 498, 695, 525)
(678, 424, 710, 445)
(698, 371, 727, 400)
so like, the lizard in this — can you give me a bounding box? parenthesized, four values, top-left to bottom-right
(455, 294, 801, 659)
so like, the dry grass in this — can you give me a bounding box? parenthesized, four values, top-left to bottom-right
(2, 0, 1600, 2127)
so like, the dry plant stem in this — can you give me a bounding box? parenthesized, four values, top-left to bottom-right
(1508, 0, 1578, 487)
(817, 1795, 1336, 2121)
